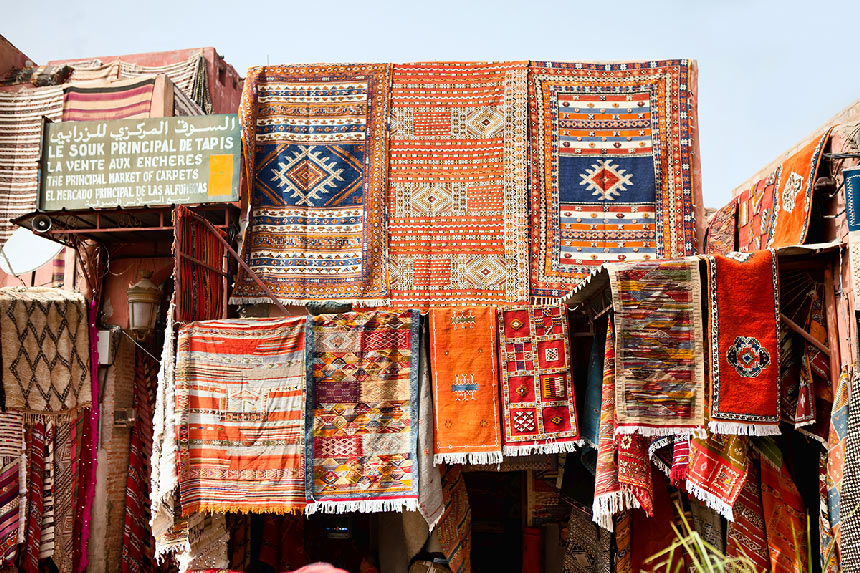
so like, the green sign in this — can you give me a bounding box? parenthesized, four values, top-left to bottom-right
(40, 114, 240, 210)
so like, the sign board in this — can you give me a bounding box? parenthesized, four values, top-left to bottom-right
(39, 114, 240, 210)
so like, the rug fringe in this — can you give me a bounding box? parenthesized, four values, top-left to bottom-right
(615, 425, 706, 439)
(433, 451, 503, 466)
(797, 427, 828, 445)
(228, 296, 389, 307)
(304, 497, 419, 515)
(686, 481, 735, 521)
(503, 440, 582, 456)
(531, 297, 564, 306)
(708, 421, 781, 436)
(591, 490, 640, 531)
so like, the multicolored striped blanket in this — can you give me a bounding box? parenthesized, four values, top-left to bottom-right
(175, 317, 308, 515)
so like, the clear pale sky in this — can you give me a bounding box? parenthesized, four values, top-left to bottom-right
(6, 0, 860, 207)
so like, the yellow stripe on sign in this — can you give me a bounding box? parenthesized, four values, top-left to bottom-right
(208, 154, 233, 196)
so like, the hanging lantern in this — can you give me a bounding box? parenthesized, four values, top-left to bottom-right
(126, 270, 160, 338)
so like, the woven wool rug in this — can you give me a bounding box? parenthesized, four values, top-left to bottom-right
(839, 368, 860, 570)
(437, 465, 472, 573)
(305, 310, 419, 513)
(416, 319, 443, 530)
(726, 458, 770, 573)
(175, 317, 308, 515)
(52, 420, 74, 573)
(529, 60, 697, 298)
(39, 422, 55, 560)
(62, 77, 156, 121)
(0, 413, 23, 567)
(824, 367, 849, 565)
(580, 320, 606, 448)
(704, 199, 737, 254)
(430, 307, 502, 464)
(386, 61, 529, 307)
(22, 422, 44, 573)
(231, 64, 390, 306)
(686, 432, 749, 520)
(759, 441, 808, 573)
(498, 304, 581, 455)
(0, 87, 63, 245)
(562, 505, 611, 573)
(607, 258, 706, 436)
(706, 250, 781, 435)
(0, 288, 92, 414)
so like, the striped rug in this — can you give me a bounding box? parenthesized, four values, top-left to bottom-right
(175, 317, 308, 515)
(62, 77, 155, 121)
(0, 87, 63, 245)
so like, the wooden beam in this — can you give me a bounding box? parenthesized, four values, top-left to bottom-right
(780, 313, 830, 357)
(823, 266, 843, 393)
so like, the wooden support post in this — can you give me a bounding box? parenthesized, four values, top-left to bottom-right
(780, 313, 830, 357)
(824, 265, 843, 393)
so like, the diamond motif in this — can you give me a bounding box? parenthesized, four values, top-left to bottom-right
(579, 159, 634, 200)
(465, 107, 504, 138)
(269, 145, 345, 206)
(412, 183, 454, 216)
(463, 256, 506, 288)
(726, 336, 771, 378)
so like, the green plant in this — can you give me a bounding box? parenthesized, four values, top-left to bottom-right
(645, 506, 759, 573)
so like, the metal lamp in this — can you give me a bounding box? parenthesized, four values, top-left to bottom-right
(126, 270, 160, 338)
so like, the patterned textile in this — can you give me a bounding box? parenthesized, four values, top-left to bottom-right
(824, 367, 849, 566)
(306, 310, 419, 513)
(22, 422, 44, 573)
(429, 307, 502, 464)
(0, 413, 23, 567)
(690, 499, 724, 554)
(2, 65, 72, 86)
(738, 129, 832, 250)
(416, 322, 443, 530)
(631, 469, 686, 572)
(175, 206, 227, 322)
(671, 438, 689, 485)
(528, 60, 696, 297)
(231, 64, 390, 306)
(705, 200, 737, 254)
(75, 302, 100, 573)
(0, 86, 63, 245)
(845, 166, 860, 310)
(497, 304, 581, 455)
(118, 52, 212, 113)
(580, 321, 606, 448)
(121, 350, 157, 572)
(52, 420, 74, 573)
(592, 320, 639, 530)
(726, 459, 769, 572)
(437, 466, 471, 573)
(39, 422, 55, 559)
(387, 62, 529, 307)
(613, 512, 632, 573)
(686, 432, 749, 520)
(760, 444, 808, 573)
(607, 258, 705, 435)
(797, 287, 832, 443)
(839, 367, 860, 570)
(616, 433, 653, 516)
(62, 77, 155, 121)
(647, 436, 674, 478)
(706, 250, 781, 435)
(562, 504, 611, 573)
(0, 287, 91, 413)
(151, 303, 178, 551)
(819, 449, 838, 572)
(463, 454, 555, 473)
(176, 317, 307, 514)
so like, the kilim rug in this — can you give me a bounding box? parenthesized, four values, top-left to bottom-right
(686, 431, 749, 520)
(845, 166, 860, 310)
(616, 433, 654, 517)
(437, 465, 472, 573)
(769, 129, 833, 248)
(819, 449, 838, 572)
(824, 367, 849, 566)
(562, 505, 611, 573)
(706, 250, 781, 435)
(607, 258, 706, 436)
(62, 77, 156, 121)
(529, 60, 697, 298)
(632, 469, 686, 573)
(121, 349, 158, 573)
(175, 317, 308, 515)
(497, 304, 581, 455)
(671, 438, 689, 486)
(117, 52, 212, 113)
(613, 512, 632, 573)
(726, 458, 769, 572)
(580, 319, 606, 448)
(429, 307, 502, 464)
(305, 310, 419, 513)
(231, 64, 390, 306)
(151, 302, 177, 546)
(21, 422, 44, 573)
(838, 367, 860, 570)
(759, 442, 807, 573)
(386, 62, 529, 307)
(736, 174, 778, 252)
(0, 86, 63, 245)
(704, 199, 737, 254)
(796, 289, 833, 443)
(52, 420, 74, 573)
(592, 320, 639, 531)
(647, 436, 674, 479)
(416, 318, 443, 530)
(0, 287, 91, 414)
(0, 413, 23, 567)
(39, 422, 55, 560)
(690, 499, 724, 555)
(175, 205, 227, 322)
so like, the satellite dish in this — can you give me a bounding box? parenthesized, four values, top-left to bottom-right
(0, 227, 63, 275)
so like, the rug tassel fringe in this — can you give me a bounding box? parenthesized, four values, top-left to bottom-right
(229, 296, 390, 308)
(707, 421, 781, 436)
(305, 497, 419, 516)
(686, 481, 735, 521)
(615, 425, 706, 439)
(591, 491, 640, 531)
(797, 428, 828, 445)
(531, 297, 563, 306)
(503, 440, 582, 457)
(433, 451, 503, 466)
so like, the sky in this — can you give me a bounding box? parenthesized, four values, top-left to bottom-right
(6, 0, 860, 208)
